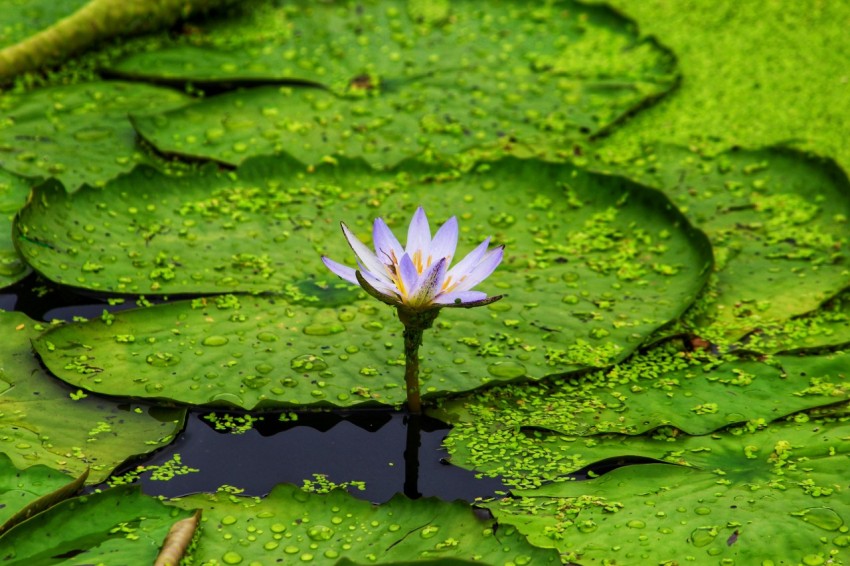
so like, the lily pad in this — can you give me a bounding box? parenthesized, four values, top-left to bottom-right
(0, 454, 87, 536)
(0, 310, 186, 482)
(0, 484, 195, 564)
(27, 155, 712, 408)
(484, 417, 850, 564)
(170, 483, 560, 565)
(0, 81, 191, 190)
(0, 168, 33, 288)
(599, 145, 850, 343)
(119, 0, 677, 166)
(437, 348, 850, 437)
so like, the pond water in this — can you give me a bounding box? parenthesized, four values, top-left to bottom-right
(1, 274, 505, 503)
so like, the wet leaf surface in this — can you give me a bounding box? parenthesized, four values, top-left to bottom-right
(0, 1, 848, 563)
(171, 483, 560, 564)
(117, 0, 677, 166)
(438, 348, 850, 437)
(483, 417, 850, 564)
(749, 289, 850, 354)
(0, 454, 87, 536)
(0, 168, 33, 288)
(0, 485, 194, 564)
(0, 310, 186, 483)
(0, 81, 191, 190)
(597, 145, 850, 343)
(24, 155, 711, 408)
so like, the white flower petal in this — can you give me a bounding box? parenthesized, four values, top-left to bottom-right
(409, 258, 447, 306)
(405, 207, 431, 260)
(434, 290, 487, 305)
(341, 222, 386, 276)
(372, 217, 404, 266)
(452, 245, 504, 292)
(428, 216, 458, 267)
(321, 256, 358, 285)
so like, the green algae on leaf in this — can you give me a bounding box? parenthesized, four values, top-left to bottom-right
(742, 288, 850, 354)
(484, 417, 850, 564)
(111, 0, 676, 93)
(170, 483, 560, 565)
(438, 348, 850, 437)
(0, 168, 34, 288)
(131, 82, 545, 170)
(0, 310, 186, 483)
(0, 454, 87, 536)
(0, 485, 195, 564)
(596, 145, 850, 344)
(119, 0, 677, 166)
(592, 0, 850, 176)
(0, 81, 191, 190)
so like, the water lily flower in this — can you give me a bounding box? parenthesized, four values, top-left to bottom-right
(321, 206, 505, 414)
(322, 207, 504, 312)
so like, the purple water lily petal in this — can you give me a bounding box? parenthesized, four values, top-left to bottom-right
(357, 264, 399, 299)
(405, 207, 431, 259)
(452, 246, 504, 293)
(409, 258, 447, 307)
(341, 222, 385, 277)
(321, 256, 358, 285)
(398, 253, 420, 299)
(445, 237, 490, 282)
(428, 216, 458, 268)
(372, 217, 404, 266)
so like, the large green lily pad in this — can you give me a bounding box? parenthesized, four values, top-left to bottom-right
(170, 483, 560, 565)
(0, 168, 33, 288)
(118, 0, 677, 166)
(0, 81, 191, 190)
(598, 146, 850, 343)
(437, 348, 850, 437)
(0, 310, 186, 483)
(26, 155, 712, 408)
(484, 417, 850, 564)
(0, 484, 195, 564)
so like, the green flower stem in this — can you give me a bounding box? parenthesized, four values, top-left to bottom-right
(402, 325, 424, 414)
(397, 307, 440, 415)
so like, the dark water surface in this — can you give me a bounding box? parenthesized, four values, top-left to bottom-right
(2, 275, 505, 503)
(134, 411, 504, 502)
